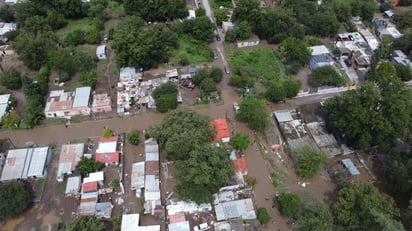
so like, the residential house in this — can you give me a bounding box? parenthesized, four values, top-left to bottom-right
(0, 94, 10, 122)
(65, 176, 81, 198)
(233, 159, 248, 175)
(166, 69, 179, 80)
(83, 171, 104, 186)
(95, 136, 119, 165)
(131, 162, 145, 197)
(214, 198, 256, 221)
(358, 27, 380, 51)
(92, 93, 112, 114)
(384, 10, 395, 19)
(121, 214, 160, 231)
(308, 45, 334, 70)
(211, 119, 230, 143)
(236, 36, 260, 48)
(222, 21, 234, 32)
(353, 49, 372, 68)
(0, 22, 17, 42)
(144, 139, 162, 215)
(391, 50, 412, 68)
(56, 143, 84, 182)
(376, 27, 403, 40)
(96, 45, 107, 60)
(45, 87, 92, 118)
(188, 9, 196, 19)
(120, 67, 143, 82)
(72, 87, 91, 116)
(0, 146, 52, 181)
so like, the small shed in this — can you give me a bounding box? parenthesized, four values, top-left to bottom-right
(96, 45, 107, 60)
(83, 171, 104, 186)
(65, 176, 81, 197)
(273, 110, 293, 123)
(342, 158, 360, 175)
(233, 159, 248, 175)
(222, 21, 234, 32)
(211, 118, 230, 143)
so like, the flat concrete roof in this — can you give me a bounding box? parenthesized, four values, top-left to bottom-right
(274, 110, 293, 123)
(73, 87, 91, 108)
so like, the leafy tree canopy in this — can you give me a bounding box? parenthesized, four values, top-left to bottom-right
(76, 156, 103, 176)
(1, 110, 21, 129)
(277, 192, 301, 217)
(293, 145, 328, 178)
(124, 0, 188, 22)
(60, 216, 105, 231)
(152, 82, 178, 113)
(257, 208, 271, 225)
(237, 97, 269, 131)
(293, 200, 333, 231)
(127, 129, 140, 145)
(174, 144, 234, 203)
(181, 16, 216, 43)
(0, 180, 32, 220)
(0, 67, 22, 90)
(279, 37, 311, 66)
(333, 182, 400, 230)
(310, 66, 347, 87)
(148, 109, 215, 161)
(230, 133, 250, 151)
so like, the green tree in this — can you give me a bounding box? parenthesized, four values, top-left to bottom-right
(215, 8, 228, 26)
(294, 200, 333, 231)
(0, 4, 14, 22)
(174, 144, 234, 203)
(0, 180, 32, 220)
(395, 64, 412, 81)
(103, 127, 113, 138)
(182, 16, 215, 42)
(127, 129, 140, 145)
(387, 151, 412, 199)
(21, 95, 44, 128)
(293, 145, 328, 178)
(232, 0, 260, 24)
(192, 68, 209, 85)
(36, 66, 49, 96)
(209, 67, 223, 83)
(86, 27, 100, 44)
(79, 70, 98, 89)
(283, 78, 301, 98)
(266, 81, 286, 103)
(64, 29, 86, 47)
(24, 16, 51, 35)
(277, 192, 301, 217)
(1, 110, 20, 129)
(310, 66, 346, 87)
(46, 10, 66, 30)
(257, 208, 271, 225)
(334, 182, 399, 230)
(255, 8, 298, 44)
(76, 156, 103, 176)
(111, 216, 121, 231)
(237, 21, 252, 40)
(237, 97, 269, 131)
(401, 199, 412, 230)
(0, 67, 22, 90)
(369, 209, 405, 231)
(230, 133, 250, 151)
(200, 78, 217, 94)
(224, 29, 236, 43)
(61, 216, 105, 231)
(13, 31, 57, 70)
(279, 37, 311, 66)
(149, 108, 215, 161)
(124, 0, 188, 22)
(195, 8, 206, 17)
(153, 82, 178, 113)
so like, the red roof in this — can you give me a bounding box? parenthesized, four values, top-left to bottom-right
(233, 159, 248, 174)
(211, 119, 230, 141)
(82, 181, 98, 193)
(169, 213, 186, 224)
(99, 136, 118, 143)
(95, 151, 119, 163)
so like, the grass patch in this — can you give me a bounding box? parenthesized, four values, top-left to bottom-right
(108, 0, 125, 15)
(229, 47, 286, 81)
(34, 179, 47, 201)
(56, 18, 96, 40)
(105, 18, 121, 33)
(270, 170, 288, 187)
(210, 0, 233, 9)
(58, 181, 67, 195)
(174, 36, 213, 65)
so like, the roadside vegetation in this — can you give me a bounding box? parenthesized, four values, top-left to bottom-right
(0, 180, 32, 220)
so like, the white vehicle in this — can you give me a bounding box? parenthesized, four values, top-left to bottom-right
(194, 223, 210, 231)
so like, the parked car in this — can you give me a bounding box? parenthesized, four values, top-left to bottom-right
(215, 34, 221, 41)
(213, 49, 219, 60)
(224, 65, 230, 74)
(194, 223, 210, 231)
(344, 59, 352, 67)
(233, 102, 240, 112)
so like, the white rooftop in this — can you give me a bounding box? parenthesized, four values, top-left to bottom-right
(96, 45, 106, 54)
(309, 45, 330, 56)
(65, 176, 81, 195)
(121, 214, 160, 231)
(72, 87, 91, 108)
(27, 147, 49, 177)
(0, 22, 17, 36)
(83, 171, 104, 183)
(0, 94, 10, 121)
(167, 201, 212, 215)
(96, 141, 117, 153)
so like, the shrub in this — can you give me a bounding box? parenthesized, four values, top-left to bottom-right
(127, 129, 140, 145)
(277, 192, 301, 217)
(257, 207, 271, 225)
(0, 67, 22, 90)
(293, 145, 328, 178)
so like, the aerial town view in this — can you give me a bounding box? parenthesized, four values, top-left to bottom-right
(0, 0, 412, 230)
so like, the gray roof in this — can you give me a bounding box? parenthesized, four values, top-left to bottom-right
(342, 158, 360, 175)
(65, 176, 81, 196)
(214, 198, 256, 221)
(96, 45, 106, 55)
(73, 87, 91, 108)
(131, 162, 145, 190)
(168, 221, 191, 231)
(95, 202, 113, 219)
(274, 110, 293, 123)
(146, 152, 159, 161)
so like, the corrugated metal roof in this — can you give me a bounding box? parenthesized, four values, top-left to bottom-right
(215, 198, 256, 221)
(27, 147, 49, 177)
(72, 87, 91, 108)
(145, 152, 159, 161)
(57, 143, 84, 181)
(95, 202, 112, 219)
(342, 158, 360, 175)
(168, 221, 190, 231)
(131, 162, 145, 190)
(65, 176, 81, 195)
(274, 110, 293, 123)
(121, 214, 140, 231)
